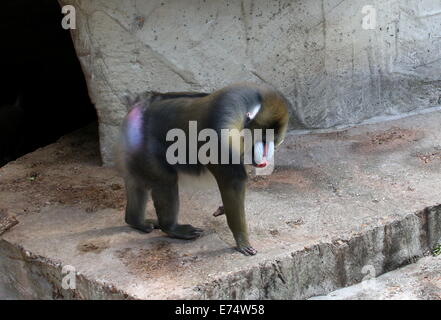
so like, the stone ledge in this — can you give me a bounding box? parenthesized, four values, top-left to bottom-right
(2, 110, 441, 299)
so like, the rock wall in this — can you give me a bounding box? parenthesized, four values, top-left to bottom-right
(59, 0, 441, 165)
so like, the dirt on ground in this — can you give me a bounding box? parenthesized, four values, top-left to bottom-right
(77, 238, 111, 254)
(312, 127, 424, 154)
(0, 208, 18, 235)
(415, 150, 441, 164)
(116, 241, 203, 280)
(0, 124, 126, 217)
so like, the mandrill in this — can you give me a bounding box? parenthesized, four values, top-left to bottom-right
(118, 83, 290, 255)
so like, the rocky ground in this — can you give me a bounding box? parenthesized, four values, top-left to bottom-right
(1, 110, 441, 299)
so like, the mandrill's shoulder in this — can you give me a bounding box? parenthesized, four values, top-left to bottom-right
(215, 82, 282, 96)
(212, 83, 288, 107)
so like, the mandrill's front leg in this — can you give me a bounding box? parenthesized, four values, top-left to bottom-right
(210, 165, 257, 256)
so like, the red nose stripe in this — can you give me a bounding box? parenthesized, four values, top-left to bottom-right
(256, 143, 269, 167)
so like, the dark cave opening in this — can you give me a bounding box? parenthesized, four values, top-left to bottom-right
(0, 0, 97, 167)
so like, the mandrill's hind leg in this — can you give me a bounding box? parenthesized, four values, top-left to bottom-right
(151, 178, 203, 240)
(124, 177, 159, 233)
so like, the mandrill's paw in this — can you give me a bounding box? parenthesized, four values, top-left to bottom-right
(213, 206, 225, 217)
(164, 224, 204, 240)
(127, 219, 159, 233)
(237, 246, 257, 256)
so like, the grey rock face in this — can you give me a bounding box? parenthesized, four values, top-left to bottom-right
(59, 0, 441, 164)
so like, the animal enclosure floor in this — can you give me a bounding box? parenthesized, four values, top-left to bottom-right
(1, 112, 441, 299)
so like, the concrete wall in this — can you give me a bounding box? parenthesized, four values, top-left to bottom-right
(59, 0, 441, 165)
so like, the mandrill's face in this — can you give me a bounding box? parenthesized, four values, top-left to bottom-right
(247, 116, 288, 169)
(252, 139, 275, 168)
(247, 120, 287, 168)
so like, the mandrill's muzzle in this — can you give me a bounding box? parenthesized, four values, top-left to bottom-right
(253, 141, 274, 168)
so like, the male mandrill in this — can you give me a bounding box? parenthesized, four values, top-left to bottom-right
(118, 83, 290, 255)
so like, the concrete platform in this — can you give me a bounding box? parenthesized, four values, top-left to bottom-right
(1, 111, 441, 299)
